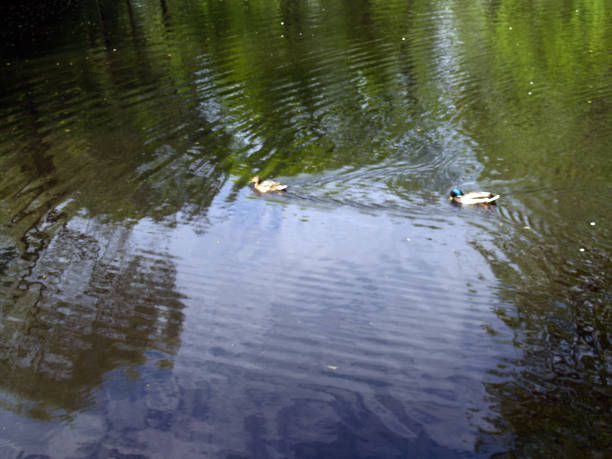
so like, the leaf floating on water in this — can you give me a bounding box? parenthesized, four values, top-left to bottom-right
(523, 226, 531, 230)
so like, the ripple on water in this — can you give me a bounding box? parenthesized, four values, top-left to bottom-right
(162, 188, 512, 453)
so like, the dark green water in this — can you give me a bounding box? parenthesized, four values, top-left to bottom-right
(1, 0, 611, 457)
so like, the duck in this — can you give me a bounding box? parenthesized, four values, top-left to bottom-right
(449, 188, 500, 205)
(250, 176, 288, 193)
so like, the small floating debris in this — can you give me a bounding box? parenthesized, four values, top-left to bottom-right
(523, 226, 531, 230)
(579, 248, 585, 252)
(590, 221, 596, 226)
(327, 365, 337, 371)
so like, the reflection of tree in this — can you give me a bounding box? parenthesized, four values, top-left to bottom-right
(476, 245, 611, 456)
(158, 0, 428, 182)
(429, 2, 612, 454)
(1, 0, 242, 420)
(0, 219, 185, 419)
(0, 0, 235, 245)
(0, 95, 59, 304)
(0, 0, 82, 57)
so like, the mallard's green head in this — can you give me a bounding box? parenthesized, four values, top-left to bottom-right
(450, 188, 464, 199)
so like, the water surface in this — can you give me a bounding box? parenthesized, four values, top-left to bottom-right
(1, 0, 611, 457)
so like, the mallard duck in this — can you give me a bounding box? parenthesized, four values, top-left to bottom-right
(250, 176, 288, 193)
(449, 188, 499, 205)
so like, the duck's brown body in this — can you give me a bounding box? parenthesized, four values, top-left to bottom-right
(250, 176, 287, 193)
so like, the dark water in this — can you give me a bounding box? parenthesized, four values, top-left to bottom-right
(1, 0, 611, 457)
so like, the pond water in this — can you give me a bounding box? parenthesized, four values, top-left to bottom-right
(1, 0, 611, 457)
